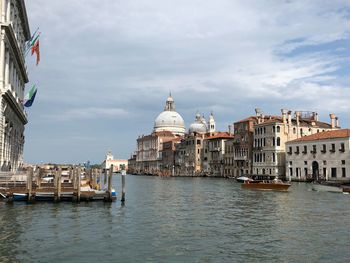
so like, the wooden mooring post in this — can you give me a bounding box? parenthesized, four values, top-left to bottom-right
(55, 167, 62, 202)
(107, 165, 113, 202)
(77, 167, 81, 202)
(27, 167, 34, 202)
(121, 170, 126, 203)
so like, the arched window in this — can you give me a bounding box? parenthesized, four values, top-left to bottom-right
(277, 126, 280, 133)
(273, 126, 276, 133)
(273, 137, 275, 146)
(277, 137, 281, 146)
(293, 127, 296, 134)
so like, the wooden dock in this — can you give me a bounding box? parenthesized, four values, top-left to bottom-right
(0, 165, 117, 203)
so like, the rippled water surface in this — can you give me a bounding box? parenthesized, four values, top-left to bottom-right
(1, 175, 350, 263)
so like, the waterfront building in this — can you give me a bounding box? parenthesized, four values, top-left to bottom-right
(136, 131, 179, 174)
(224, 117, 257, 177)
(286, 129, 350, 182)
(127, 153, 136, 174)
(134, 95, 185, 175)
(161, 137, 181, 176)
(252, 109, 340, 179)
(101, 151, 128, 172)
(174, 133, 205, 176)
(0, 0, 31, 171)
(203, 132, 234, 177)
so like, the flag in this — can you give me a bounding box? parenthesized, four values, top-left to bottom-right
(24, 85, 38, 107)
(31, 39, 40, 65)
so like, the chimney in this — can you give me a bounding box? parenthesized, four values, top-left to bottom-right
(335, 117, 340, 128)
(228, 125, 232, 135)
(330, 113, 336, 129)
(295, 111, 301, 126)
(281, 109, 288, 124)
(287, 110, 292, 124)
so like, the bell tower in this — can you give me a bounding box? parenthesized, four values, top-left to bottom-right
(208, 112, 216, 132)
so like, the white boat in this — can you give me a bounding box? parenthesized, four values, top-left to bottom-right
(311, 183, 343, 193)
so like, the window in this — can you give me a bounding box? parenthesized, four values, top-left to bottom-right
(321, 144, 326, 153)
(273, 137, 275, 146)
(342, 168, 346, 178)
(277, 126, 280, 133)
(323, 160, 327, 165)
(342, 160, 345, 165)
(304, 161, 307, 165)
(272, 153, 276, 162)
(289, 161, 292, 165)
(197, 149, 200, 154)
(340, 143, 345, 152)
(300, 128, 303, 136)
(303, 145, 307, 154)
(293, 127, 296, 134)
(311, 145, 316, 154)
(289, 168, 293, 177)
(273, 126, 276, 133)
(295, 146, 300, 154)
(304, 168, 308, 177)
(263, 127, 266, 134)
(277, 137, 280, 146)
(288, 146, 292, 154)
(330, 144, 335, 153)
(331, 168, 337, 178)
(197, 140, 201, 145)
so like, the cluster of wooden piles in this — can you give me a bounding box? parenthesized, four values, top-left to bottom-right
(0, 165, 117, 203)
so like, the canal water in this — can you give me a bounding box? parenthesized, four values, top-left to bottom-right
(1, 175, 350, 263)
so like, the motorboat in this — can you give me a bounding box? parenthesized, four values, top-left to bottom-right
(241, 178, 291, 191)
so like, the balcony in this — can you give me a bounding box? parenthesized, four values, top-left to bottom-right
(310, 150, 317, 154)
(287, 151, 292, 155)
(329, 149, 336, 153)
(339, 148, 345, 153)
(302, 150, 307, 154)
(294, 151, 300, 155)
(321, 150, 326, 154)
(209, 147, 221, 152)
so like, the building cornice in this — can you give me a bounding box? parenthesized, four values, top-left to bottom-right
(2, 90, 28, 124)
(1, 23, 29, 83)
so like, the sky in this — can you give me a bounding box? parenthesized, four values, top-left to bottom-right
(24, 0, 350, 164)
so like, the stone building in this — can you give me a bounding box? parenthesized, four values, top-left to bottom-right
(0, 0, 31, 171)
(101, 151, 128, 172)
(161, 137, 181, 176)
(286, 129, 350, 182)
(174, 133, 205, 176)
(203, 132, 234, 177)
(224, 116, 257, 177)
(252, 109, 340, 179)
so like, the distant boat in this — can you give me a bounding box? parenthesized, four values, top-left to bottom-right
(242, 178, 291, 191)
(35, 192, 55, 201)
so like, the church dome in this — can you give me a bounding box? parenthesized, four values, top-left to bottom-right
(189, 113, 207, 134)
(153, 94, 186, 136)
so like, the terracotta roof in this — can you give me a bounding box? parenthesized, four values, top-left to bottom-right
(205, 132, 234, 140)
(287, 129, 350, 143)
(235, 116, 257, 123)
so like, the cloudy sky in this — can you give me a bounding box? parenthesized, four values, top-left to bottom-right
(24, 0, 350, 164)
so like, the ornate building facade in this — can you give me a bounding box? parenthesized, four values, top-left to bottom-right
(0, 0, 30, 171)
(252, 109, 340, 179)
